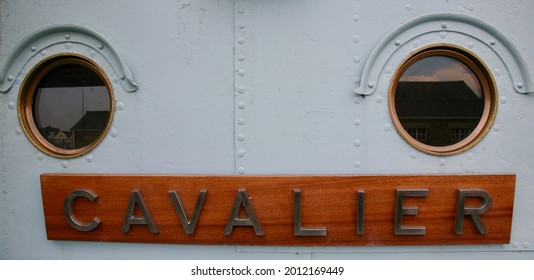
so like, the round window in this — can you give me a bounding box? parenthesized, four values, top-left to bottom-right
(389, 46, 497, 155)
(18, 55, 114, 158)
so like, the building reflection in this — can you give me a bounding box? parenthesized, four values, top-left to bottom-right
(39, 110, 110, 150)
(395, 81, 484, 146)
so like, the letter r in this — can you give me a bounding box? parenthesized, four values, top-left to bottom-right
(454, 189, 493, 235)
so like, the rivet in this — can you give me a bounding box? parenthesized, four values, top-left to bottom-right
(237, 37, 245, 44)
(7, 75, 13, 81)
(237, 85, 246, 93)
(353, 35, 360, 43)
(354, 96, 363, 104)
(353, 139, 361, 147)
(500, 96, 507, 105)
(367, 82, 374, 89)
(7, 101, 15, 109)
(354, 161, 361, 168)
(353, 56, 361, 63)
(238, 23, 246, 29)
(98, 44, 104, 50)
(517, 82, 524, 89)
(384, 124, 393, 132)
(384, 66, 392, 74)
(439, 159, 446, 166)
(489, 40, 496, 46)
(110, 128, 118, 137)
(493, 124, 501, 133)
(238, 54, 245, 61)
(441, 23, 447, 29)
(60, 161, 69, 169)
(394, 40, 401, 46)
(375, 95, 383, 103)
(89, 50, 96, 57)
(15, 127, 23, 135)
(237, 167, 246, 174)
(120, 75, 125, 80)
(410, 152, 417, 159)
(117, 101, 125, 110)
(237, 149, 246, 157)
(354, 76, 361, 84)
(494, 68, 501, 76)
(237, 69, 246, 76)
(439, 31, 447, 39)
(238, 118, 246, 125)
(467, 41, 475, 49)
(354, 119, 361, 126)
(466, 152, 474, 161)
(37, 153, 44, 161)
(237, 133, 245, 141)
(238, 8, 246, 14)
(467, 4, 475, 11)
(40, 50, 48, 57)
(31, 46, 37, 52)
(85, 154, 94, 163)
(524, 242, 530, 249)
(512, 241, 518, 248)
(353, 14, 360, 22)
(238, 101, 246, 109)
(404, 4, 412, 11)
(65, 34, 70, 39)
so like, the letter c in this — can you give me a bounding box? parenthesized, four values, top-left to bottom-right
(63, 189, 101, 232)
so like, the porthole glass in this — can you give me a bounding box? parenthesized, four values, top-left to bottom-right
(389, 46, 497, 155)
(18, 55, 113, 158)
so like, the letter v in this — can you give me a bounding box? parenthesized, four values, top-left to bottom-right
(168, 190, 207, 234)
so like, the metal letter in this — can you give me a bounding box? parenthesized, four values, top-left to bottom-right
(168, 190, 207, 235)
(454, 189, 493, 235)
(63, 189, 101, 232)
(224, 189, 264, 236)
(122, 189, 159, 234)
(394, 189, 428, 235)
(293, 189, 327, 236)
(357, 190, 365, 235)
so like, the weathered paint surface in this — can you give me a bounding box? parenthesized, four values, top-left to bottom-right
(1, 0, 534, 259)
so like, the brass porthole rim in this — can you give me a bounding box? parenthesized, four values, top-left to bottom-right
(388, 44, 498, 156)
(18, 53, 115, 159)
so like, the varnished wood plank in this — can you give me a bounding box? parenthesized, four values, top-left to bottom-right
(40, 174, 515, 246)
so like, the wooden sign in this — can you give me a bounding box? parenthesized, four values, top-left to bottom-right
(40, 174, 515, 246)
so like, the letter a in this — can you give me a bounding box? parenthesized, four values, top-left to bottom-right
(122, 189, 159, 234)
(224, 189, 264, 236)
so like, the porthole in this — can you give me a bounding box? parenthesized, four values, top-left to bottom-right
(389, 45, 497, 156)
(18, 54, 114, 158)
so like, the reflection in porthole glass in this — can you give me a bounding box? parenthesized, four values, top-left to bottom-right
(395, 56, 484, 147)
(18, 55, 113, 158)
(389, 47, 497, 155)
(33, 64, 110, 150)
